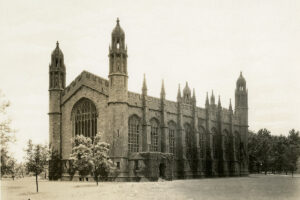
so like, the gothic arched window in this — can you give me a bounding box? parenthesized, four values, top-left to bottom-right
(128, 115, 141, 152)
(199, 126, 206, 158)
(235, 131, 240, 161)
(184, 123, 192, 159)
(212, 128, 218, 159)
(72, 98, 97, 139)
(150, 118, 159, 152)
(223, 130, 230, 161)
(168, 121, 176, 155)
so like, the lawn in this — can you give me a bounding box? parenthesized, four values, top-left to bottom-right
(1, 174, 300, 200)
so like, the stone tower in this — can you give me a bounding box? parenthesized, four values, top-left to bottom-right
(49, 41, 65, 154)
(107, 18, 129, 174)
(234, 72, 248, 175)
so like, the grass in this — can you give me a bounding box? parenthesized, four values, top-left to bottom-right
(1, 174, 300, 200)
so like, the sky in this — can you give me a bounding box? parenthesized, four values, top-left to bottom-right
(0, 0, 299, 162)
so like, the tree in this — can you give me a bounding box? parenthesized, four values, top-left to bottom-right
(91, 133, 116, 185)
(0, 90, 16, 178)
(256, 129, 272, 174)
(70, 133, 116, 185)
(69, 135, 93, 178)
(286, 129, 300, 177)
(48, 150, 61, 180)
(25, 140, 49, 192)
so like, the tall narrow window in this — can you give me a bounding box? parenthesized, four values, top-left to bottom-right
(199, 126, 205, 158)
(212, 128, 218, 159)
(223, 130, 231, 161)
(150, 119, 159, 152)
(235, 132, 240, 161)
(128, 115, 140, 152)
(185, 123, 192, 159)
(72, 98, 97, 139)
(168, 121, 176, 155)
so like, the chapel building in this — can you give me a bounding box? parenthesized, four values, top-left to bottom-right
(49, 19, 249, 181)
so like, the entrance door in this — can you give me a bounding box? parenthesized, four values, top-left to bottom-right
(159, 163, 166, 178)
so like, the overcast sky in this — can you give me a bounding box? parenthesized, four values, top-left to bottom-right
(1, 0, 299, 161)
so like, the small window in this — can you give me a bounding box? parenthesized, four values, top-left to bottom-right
(117, 42, 120, 49)
(117, 162, 120, 169)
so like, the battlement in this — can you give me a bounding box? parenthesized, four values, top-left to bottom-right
(61, 71, 109, 104)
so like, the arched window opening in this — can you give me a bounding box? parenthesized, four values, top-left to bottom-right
(223, 130, 230, 161)
(212, 128, 218, 159)
(116, 42, 120, 49)
(168, 121, 176, 155)
(235, 132, 240, 161)
(150, 119, 159, 152)
(185, 123, 192, 159)
(72, 98, 97, 140)
(199, 127, 205, 158)
(128, 115, 140, 152)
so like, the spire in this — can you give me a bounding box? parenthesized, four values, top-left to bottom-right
(205, 92, 209, 106)
(210, 90, 215, 105)
(218, 95, 222, 108)
(160, 79, 165, 99)
(229, 98, 233, 111)
(177, 84, 181, 101)
(142, 74, 147, 95)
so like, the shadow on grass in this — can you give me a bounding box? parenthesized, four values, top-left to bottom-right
(19, 192, 39, 196)
(74, 184, 98, 188)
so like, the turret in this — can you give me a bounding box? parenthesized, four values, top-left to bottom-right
(234, 71, 249, 176)
(235, 72, 248, 126)
(106, 19, 129, 170)
(108, 18, 128, 103)
(49, 41, 65, 153)
(49, 41, 66, 90)
(48, 41, 65, 179)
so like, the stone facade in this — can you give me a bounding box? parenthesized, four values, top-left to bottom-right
(49, 19, 249, 181)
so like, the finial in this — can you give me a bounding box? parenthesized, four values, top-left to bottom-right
(177, 84, 181, 99)
(116, 18, 120, 25)
(161, 79, 165, 97)
(142, 73, 147, 93)
(206, 92, 209, 106)
(218, 95, 221, 107)
(240, 71, 243, 77)
(56, 41, 59, 47)
(210, 90, 215, 104)
(229, 98, 232, 111)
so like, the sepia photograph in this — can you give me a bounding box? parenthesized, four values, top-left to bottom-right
(1, 0, 300, 199)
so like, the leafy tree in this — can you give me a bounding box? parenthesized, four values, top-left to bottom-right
(256, 129, 272, 174)
(0, 90, 16, 177)
(70, 133, 116, 185)
(91, 133, 116, 185)
(286, 129, 300, 177)
(48, 150, 61, 180)
(70, 135, 93, 178)
(25, 140, 49, 192)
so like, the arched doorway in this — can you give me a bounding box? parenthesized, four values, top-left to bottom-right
(159, 163, 166, 179)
